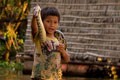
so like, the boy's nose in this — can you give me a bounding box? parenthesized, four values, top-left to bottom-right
(51, 22, 55, 27)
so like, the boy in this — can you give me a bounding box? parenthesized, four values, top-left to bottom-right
(31, 5, 70, 80)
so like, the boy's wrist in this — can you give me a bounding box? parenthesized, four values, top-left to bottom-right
(60, 50, 66, 55)
(33, 15, 37, 18)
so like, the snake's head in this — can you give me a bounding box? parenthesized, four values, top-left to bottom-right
(33, 4, 41, 17)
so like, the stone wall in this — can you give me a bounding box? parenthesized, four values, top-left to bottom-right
(24, 0, 120, 62)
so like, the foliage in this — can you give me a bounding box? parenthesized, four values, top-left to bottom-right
(0, 60, 23, 73)
(0, 0, 31, 61)
(0, 37, 6, 60)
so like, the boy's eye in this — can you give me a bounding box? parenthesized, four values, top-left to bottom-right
(46, 20, 50, 22)
(54, 21, 58, 24)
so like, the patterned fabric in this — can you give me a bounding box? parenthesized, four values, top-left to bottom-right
(31, 30, 66, 80)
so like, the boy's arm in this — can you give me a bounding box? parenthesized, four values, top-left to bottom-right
(61, 49, 70, 63)
(31, 16, 38, 38)
(55, 30, 70, 63)
(57, 43, 70, 63)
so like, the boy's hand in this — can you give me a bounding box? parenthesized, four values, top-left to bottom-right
(57, 43, 65, 53)
(57, 43, 70, 62)
(33, 5, 41, 17)
(44, 40, 59, 52)
(44, 41, 65, 53)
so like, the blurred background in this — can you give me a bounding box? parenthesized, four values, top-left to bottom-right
(0, 0, 120, 80)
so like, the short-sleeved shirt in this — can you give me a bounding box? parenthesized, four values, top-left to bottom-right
(31, 30, 66, 80)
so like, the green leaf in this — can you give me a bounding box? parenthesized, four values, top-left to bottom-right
(8, 0, 14, 6)
(3, 0, 6, 5)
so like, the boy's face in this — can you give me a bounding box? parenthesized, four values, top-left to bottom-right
(43, 16, 59, 35)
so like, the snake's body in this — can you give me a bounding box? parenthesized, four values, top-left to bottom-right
(33, 7, 46, 62)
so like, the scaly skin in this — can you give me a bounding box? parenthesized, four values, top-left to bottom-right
(34, 5, 46, 62)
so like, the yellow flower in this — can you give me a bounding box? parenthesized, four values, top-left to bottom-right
(18, 39, 24, 44)
(111, 66, 116, 71)
(112, 71, 116, 75)
(113, 75, 118, 79)
(97, 57, 102, 62)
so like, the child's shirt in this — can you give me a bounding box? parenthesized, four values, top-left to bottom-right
(31, 36, 62, 80)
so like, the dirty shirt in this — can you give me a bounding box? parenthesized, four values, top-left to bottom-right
(31, 36, 62, 80)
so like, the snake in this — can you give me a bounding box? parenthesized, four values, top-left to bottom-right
(33, 5, 46, 62)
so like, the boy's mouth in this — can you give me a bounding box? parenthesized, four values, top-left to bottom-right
(49, 28, 55, 31)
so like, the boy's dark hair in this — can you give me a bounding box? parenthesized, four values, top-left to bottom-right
(41, 7, 60, 22)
